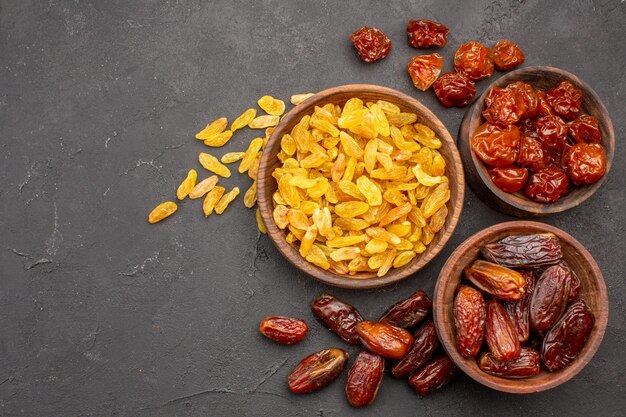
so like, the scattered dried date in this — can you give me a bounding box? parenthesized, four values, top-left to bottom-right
(259, 316, 308, 345)
(408, 354, 459, 397)
(311, 293, 363, 345)
(379, 290, 432, 328)
(345, 350, 385, 408)
(356, 321, 414, 359)
(288, 348, 349, 394)
(392, 320, 439, 378)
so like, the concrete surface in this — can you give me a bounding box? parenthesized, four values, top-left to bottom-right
(1, 0, 624, 416)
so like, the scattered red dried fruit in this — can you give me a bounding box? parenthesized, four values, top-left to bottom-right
(379, 290, 432, 329)
(470, 122, 520, 167)
(356, 320, 414, 359)
(454, 41, 494, 81)
(350, 26, 392, 63)
(492, 40, 525, 71)
(391, 320, 439, 378)
(288, 348, 349, 394)
(259, 316, 308, 345)
(407, 53, 443, 91)
(567, 142, 607, 185)
(406, 19, 449, 48)
(524, 165, 571, 203)
(345, 350, 385, 408)
(433, 72, 476, 107)
(408, 354, 459, 396)
(488, 166, 529, 193)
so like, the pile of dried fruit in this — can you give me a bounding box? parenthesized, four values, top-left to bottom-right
(272, 99, 450, 277)
(147, 94, 314, 228)
(350, 21, 525, 108)
(259, 290, 458, 406)
(472, 80, 606, 202)
(453, 233, 594, 377)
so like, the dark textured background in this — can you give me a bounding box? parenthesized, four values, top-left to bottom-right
(1, 0, 625, 416)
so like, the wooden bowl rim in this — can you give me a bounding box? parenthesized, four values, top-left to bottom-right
(460, 66, 615, 216)
(257, 83, 465, 289)
(433, 220, 609, 394)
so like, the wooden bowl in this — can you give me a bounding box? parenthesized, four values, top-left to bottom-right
(433, 221, 608, 393)
(459, 66, 615, 218)
(257, 84, 465, 289)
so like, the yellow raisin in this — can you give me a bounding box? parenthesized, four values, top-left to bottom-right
(291, 93, 315, 105)
(189, 175, 219, 199)
(326, 235, 366, 248)
(412, 164, 444, 187)
(287, 209, 310, 229)
(338, 180, 365, 200)
(203, 186, 225, 217)
(221, 152, 245, 164)
(334, 217, 370, 231)
(148, 201, 177, 224)
(195, 117, 227, 140)
(414, 241, 427, 254)
(379, 202, 412, 227)
(199, 153, 231, 178)
(363, 139, 378, 173)
(376, 100, 401, 115)
(356, 176, 382, 206)
(422, 224, 435, 245)
(312, 207, 335, 239)
(414, 123, 435, 138)
(421, 182, 450, 218)
(368, 253, 386, 270)
(383, 189, 408, 206)
(299, 225, 318, 257)
(215, 187, 240, 214)
(377, 248, 397, 277)
(258, 95, 286, 116)
(386, 221, 412, 237)
(300, 153, 329, 169)
(300, 200, 319, 216)
(176, 169, 197, 200)
(348, 256, 371, 274)
(256, 208, 267, 234)
(342, 156, 357, 182)
(386, 113, 417, 126)
(429, 205, 448, 232)
(369, 103, 390, 137)
(244, 181, 257, 208)
(239, 138, 264, 174)
(393, 250, 417, 268)
(203, 130, 233, 147)
(330, 247, 361, 262)
(339, 131, 364, 159)
(281, 134, 297, 156)
(273, 205, 289, 229)
(364, 239, 388, 255)
(365, 227, 401, 245)
(249, 115, 280, 129)
(335, 201, 369, 218)
(231, 108, 257, 132)
(306, 244, 330, 270)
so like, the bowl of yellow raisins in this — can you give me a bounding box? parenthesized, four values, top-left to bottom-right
(257, 84, 465, 288)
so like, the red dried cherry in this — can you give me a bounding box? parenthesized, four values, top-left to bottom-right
(454, 41, 494, 81)
(534, 115, 568, 148)
(407, 54, 443, 91)
(433, 72, 476, 107)
(536, 90, 555, 117)
(567, 142, 607, 185)
(489, 166, 529, 193)
(406, 19, 449, 48)
(524, 165, 571, 203)
(518, 135, 549, 172)
(507, 81, 538, 119)
(546, 80, 583, 120)
(568, 114, 601, 143)
(482, 87, 528, 126)
(471, 123, 520, 167)
(350, 27, 392, 63)
(492, 40, 525, 70)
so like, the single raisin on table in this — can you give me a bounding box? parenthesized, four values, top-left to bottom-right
(485, 298, 521, 361)
(479, 347, 541, 378)
(433, 72, 476, 108)
(454, 41, 494, 81)
(406, 19, 449, 48)
(391, 320, 439, 378)
(568, 114, 601, 143)
(524, 165, 572, 203)
(530, 264, 572, 332)
(542, 300, 594, 372)
(453, 286, 486, 359)
(259, 316, 308, 345)
(345, 350, 385, 408)
(504, 270, 537, 343)
(481, 233, 563, 268)
(407, 53, 443, 91)
(488, 166, 529, 193)
(470, 123, 520, 166)
(311, 293, 364, 345)
(464, 260, 527, 301)
(566, 142, 607, 185)
(408, 354, 459, 397)
(356, 321, 414, 359)
(492, 40, 525, 71)
(350, 26, 392, 63)
(288, 348, 349, 394)
(379, 290, 432, 329)
(546, 80, 583, 120)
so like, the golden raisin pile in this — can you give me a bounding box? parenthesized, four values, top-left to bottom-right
(271, 98, 450, 277)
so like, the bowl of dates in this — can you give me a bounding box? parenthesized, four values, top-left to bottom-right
(433, 221, 608, 393)
(257, 84, 465, 289)
(459, 66, 615, 218)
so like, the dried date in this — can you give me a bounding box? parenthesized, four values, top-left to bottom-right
(392, 321, 439, 378)
(288, 348, 349, 394)
(259, 316, 308, 345)
(504, 270, 537, 343)
(542, 300, 594, 371)
(408, 354, 459, 397)
(478, 347, 541, 378)
(379, 290, 432, 328)
(530, 264, 572, 332)
(453, 286, 485, 358)
(311, 293, 363, 345)
(356, 321, 414, 359)
(464, 260, 527, 301)
(481, 233, 563, 268)
(345, 350, 385, 408)
(485, 298, 521, 361)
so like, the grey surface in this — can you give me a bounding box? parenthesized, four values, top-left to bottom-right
(1, 0, 625, 416)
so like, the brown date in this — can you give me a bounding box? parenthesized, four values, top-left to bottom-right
(542, 300, 594, 372)
(379, 290, 432, 329)
(464, 260, 527, 301)
(568, 265, 581, 302)
(478, 347, 541, 378)
(288, 348, 349, 394)
(408, 354, 459, 397)
(504, 270, 537, 343)
(259, 316, 308, 345)
(530, 264, 572, 332)
(481, 233, 563, 269)
(345, 350, 385, 408)
(356, 321, 414, 359)
(453, 286, 485, 358)
(392, 321, 439, 378)
(485, 298, 521, 361)
(311, 293, 363, 345)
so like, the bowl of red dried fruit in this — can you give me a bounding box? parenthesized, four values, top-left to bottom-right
(433, 221, 608, 393)
(458, 66, 615, 218)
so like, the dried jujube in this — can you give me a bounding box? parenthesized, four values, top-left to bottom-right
(454, 41, 494, 81)
(546, 80, 583, 120)
(492, 40, 525, 71)
(567, 142, 607, 185)
(488, 166, 529, 193)
(406, 19, 449, 48)
(568, 114, 601, 143)
(470, 123, 520, 167)
(524, 166, 571, 203)
(407, 54, 443, 91)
